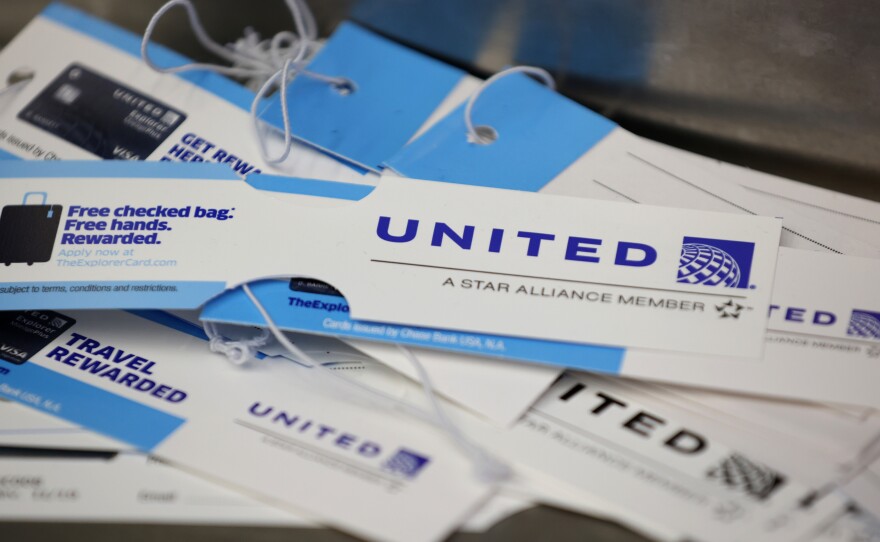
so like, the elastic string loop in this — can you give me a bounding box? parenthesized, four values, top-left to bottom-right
(250, 58, 296, 164)
(203, 320, 270, 366)
(142, 0, 352, 167)
(395, 344, 513, 484)
(464, 66, 556, 145)
(142, 0, 273, 78)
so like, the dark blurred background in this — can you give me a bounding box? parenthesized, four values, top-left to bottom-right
(3, 0, 878, 200)
(3, 0, 879, 200)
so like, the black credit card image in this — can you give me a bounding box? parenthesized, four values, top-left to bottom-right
(0, 310, 76, 365)
(289, 278, 344, 297)
(17, 63, 187, 160)
(0, 192, 62, 266)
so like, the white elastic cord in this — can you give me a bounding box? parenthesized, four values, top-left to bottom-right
(821, 430, 880, 501)
(203, 320, 270, 366)
(396, 344, 513, 484)
(141, 0, 352, 165)
(238, 283, 511, 484)
(0, 77, 32, 99)
(463, 66, 556, 145)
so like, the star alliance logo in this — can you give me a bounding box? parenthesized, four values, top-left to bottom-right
(716, 300, 744, 319)
(677, 237, 756, 289)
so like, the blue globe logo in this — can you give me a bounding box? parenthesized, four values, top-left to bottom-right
(847, 311, 880, 339)
(677, 243, 742, 287)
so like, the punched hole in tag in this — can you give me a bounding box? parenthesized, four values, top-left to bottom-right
(7, 67, 35, 87)
(142, 0, 354, 166)
(471, 125, 498, 145)
(331, 78, 357, 96)
(464, 65, 556, 146)
(0, 68, 35, 109)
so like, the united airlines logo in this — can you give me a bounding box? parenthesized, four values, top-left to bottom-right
(847, 310, 880, 339)
(381, 448, 431, 479)
(376, 218, 761, 288)
(677, 237, 755, 289)
(247, 402, 433, 479)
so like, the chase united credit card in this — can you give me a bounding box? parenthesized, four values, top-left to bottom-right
(0, 310, 76, 365)
(18, 63, 187, 160)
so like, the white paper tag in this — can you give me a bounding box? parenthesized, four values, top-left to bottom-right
(466, 373, 851, 542)
(0, 162, 782, 357)
(0, 449, 534, 533)
(344, 341, 562, 426)
(541, 130, 880, 258)
(0, 399, 126, 450)
(205, 172, 878, 407)
(0, 6, 372, 184)
(621, 247, 880, 407)
(0, 309, 491, 542)
(652, 139, 880, 254)
(0, 453, 313, 526)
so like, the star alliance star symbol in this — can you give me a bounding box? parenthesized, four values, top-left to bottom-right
(716, 299, 744, 319)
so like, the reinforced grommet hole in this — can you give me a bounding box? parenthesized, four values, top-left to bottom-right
(332, 79, 357, 96)
(469, 125, 499, 145)
(7, 68, 34, 86)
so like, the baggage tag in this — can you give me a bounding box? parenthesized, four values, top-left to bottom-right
(257, 21, 468, 172)
(0, 446, 534, 534)
(200, 174, 880, 410)
(463, 373, 854, 542)
(0, 4, 370, 185)
(0, 161, 781, 359)
(704, 154, 880, 253)
(0, 308, 492, 542)
(383, 71, 878, 258)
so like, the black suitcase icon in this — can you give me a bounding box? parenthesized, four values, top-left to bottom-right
(0, 192, 63, 266)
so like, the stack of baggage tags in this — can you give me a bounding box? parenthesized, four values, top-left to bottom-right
(0, 3, 878, 542)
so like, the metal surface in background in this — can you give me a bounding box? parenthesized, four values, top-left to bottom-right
(350, 0, 880, 200)
(0, 506, 652, 542)
(2, 0, 878, 199)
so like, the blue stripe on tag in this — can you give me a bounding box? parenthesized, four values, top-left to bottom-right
(0, 148, 21, 161)
(384, 73, 616, 191)
(259, 22, 465, 171)
(0, 362, 184, 450)
(0, 281, 227, 310)
(0, 161, 240, 179)
(246, 174, 374, 200)
(202, 281, 625, 374)
(127, 310, 210, 341)
(41, 2, 254, 111)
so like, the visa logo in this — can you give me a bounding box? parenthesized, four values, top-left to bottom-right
(112, 146, 141, 161)
(376, 217, 657, 267)
(0, 344, 28, 359)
